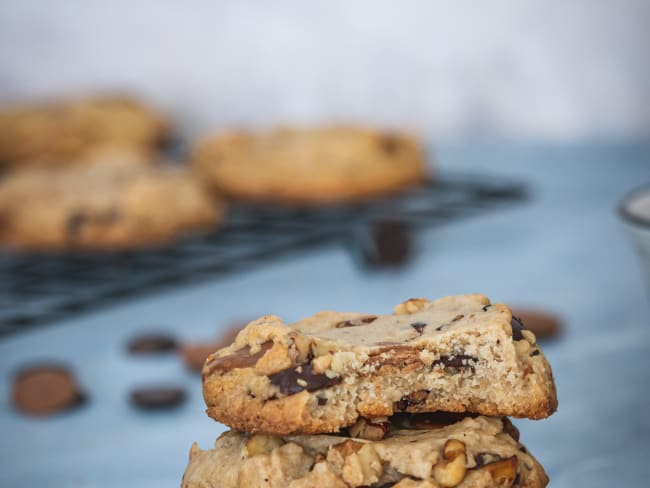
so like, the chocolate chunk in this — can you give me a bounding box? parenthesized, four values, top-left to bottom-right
(410, 322, 427, 334)
(395, 390, 430, 412)
(66, 212, 87, 237)
(502, 418, 520, 441)
(365, 346, 424, 371)
(530, 349, 540, 357)
(335, 316, 378, 328)
(432, 354, 477, 371)
(510, 308, 562, 340)
(12, 364, 85, 417)
(379, 133, 400, 155)
(451, 314, 464, 322)
(66, 208, 120, 237)
(127, 332, 178, 354)
(482, 305, 492, 312)
(205, 341, 273, 375)
(269, 364, 341, 396)
(318, 397, 328, 406)
(475, 452, 502, 467)
(510, 316, 525, 341)
(363, 220, 411, 267)
(130, 386, 186, 410)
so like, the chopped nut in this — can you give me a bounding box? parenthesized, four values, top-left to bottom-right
(311, 354, 333, 374)
(433, 439, 467, 487)
(521, 330, 537, 345)
(245, 434, 284, 456)
(394, 298, 429, 315)
(514, 339, 531, 355)
(342, 444, 382, 486)
(394, 479, 440, 488)
(348, 417, 391, 441)
(471, 455, 518, 485)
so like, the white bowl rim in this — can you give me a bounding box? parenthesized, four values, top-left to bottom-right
(618, 184, 650, 229)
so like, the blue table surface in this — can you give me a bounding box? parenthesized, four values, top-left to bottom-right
(1, 142, 649, 487)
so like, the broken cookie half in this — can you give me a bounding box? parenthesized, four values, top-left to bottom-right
(181, 414, 549, 488)
(202, 294, 557, 435)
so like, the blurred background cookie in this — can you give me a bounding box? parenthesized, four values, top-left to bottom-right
(0, 159, 223, 251)
(0, 95, 169, 169)
(191, 126, 427, 205)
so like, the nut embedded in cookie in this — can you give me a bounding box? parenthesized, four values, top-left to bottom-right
(201, 294, 558, 435)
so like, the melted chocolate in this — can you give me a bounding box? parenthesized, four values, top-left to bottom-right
(269, 364, 341, 395)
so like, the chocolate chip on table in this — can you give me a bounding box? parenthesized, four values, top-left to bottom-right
(12, 364, 86, 417)
(205, 341, 273, 375)
(269, 364, 342, 396)
(127, 332, 178, 354)
(180, 342, 221, 373)
(181, 323, 248, 373)
(362, 220, 411, 267)
(130, 386, 186, 410)
(510, 308, 562, 340)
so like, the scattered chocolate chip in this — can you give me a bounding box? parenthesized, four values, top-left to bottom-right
(432, 354, 477, 371)
(12, 364, 85, 417)
(362, 220, 411, 267)
(269, 364, 341, 396)
(130, 386, 186, 410)
(410, 322, 427, 334)
(510, 308, 562, 340)
(336, 316, 378, 328)
(502, 418, 520, 441)
(317, 397, 328, 406)
(205, 341, 273, 375)
(510, 317, 525, 341)
(180, 342, 221, 373)
(127, 332, 178, 354)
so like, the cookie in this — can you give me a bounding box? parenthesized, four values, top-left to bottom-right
(12, 364, 85, 417)
(191, 127, 427, 204)
(182, 414, 549, 487)
(202, 294, 557, 435)
(0, 159, 223, 251)
(0, 95, 169, 168)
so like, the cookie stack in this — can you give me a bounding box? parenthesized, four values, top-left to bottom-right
(182, 294, 557, 487)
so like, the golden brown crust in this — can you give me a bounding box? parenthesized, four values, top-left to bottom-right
(0, 95, 169, 168)
(191, 126, 428, 205)
(202, 295, 558, 435)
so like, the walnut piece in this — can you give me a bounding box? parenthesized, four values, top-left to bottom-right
(433, 439, 467, 487)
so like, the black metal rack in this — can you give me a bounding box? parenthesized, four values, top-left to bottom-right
(0, 174, 526, 337)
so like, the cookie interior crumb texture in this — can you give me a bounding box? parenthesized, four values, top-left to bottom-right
(182, 415, 549, 487)
(191, 126, 428, 204)
(202, 294, 557, 435)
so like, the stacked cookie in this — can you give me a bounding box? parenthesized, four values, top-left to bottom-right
(182, 294, 557, 487)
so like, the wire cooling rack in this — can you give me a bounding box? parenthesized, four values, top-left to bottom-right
(0, 173, 526, 337)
